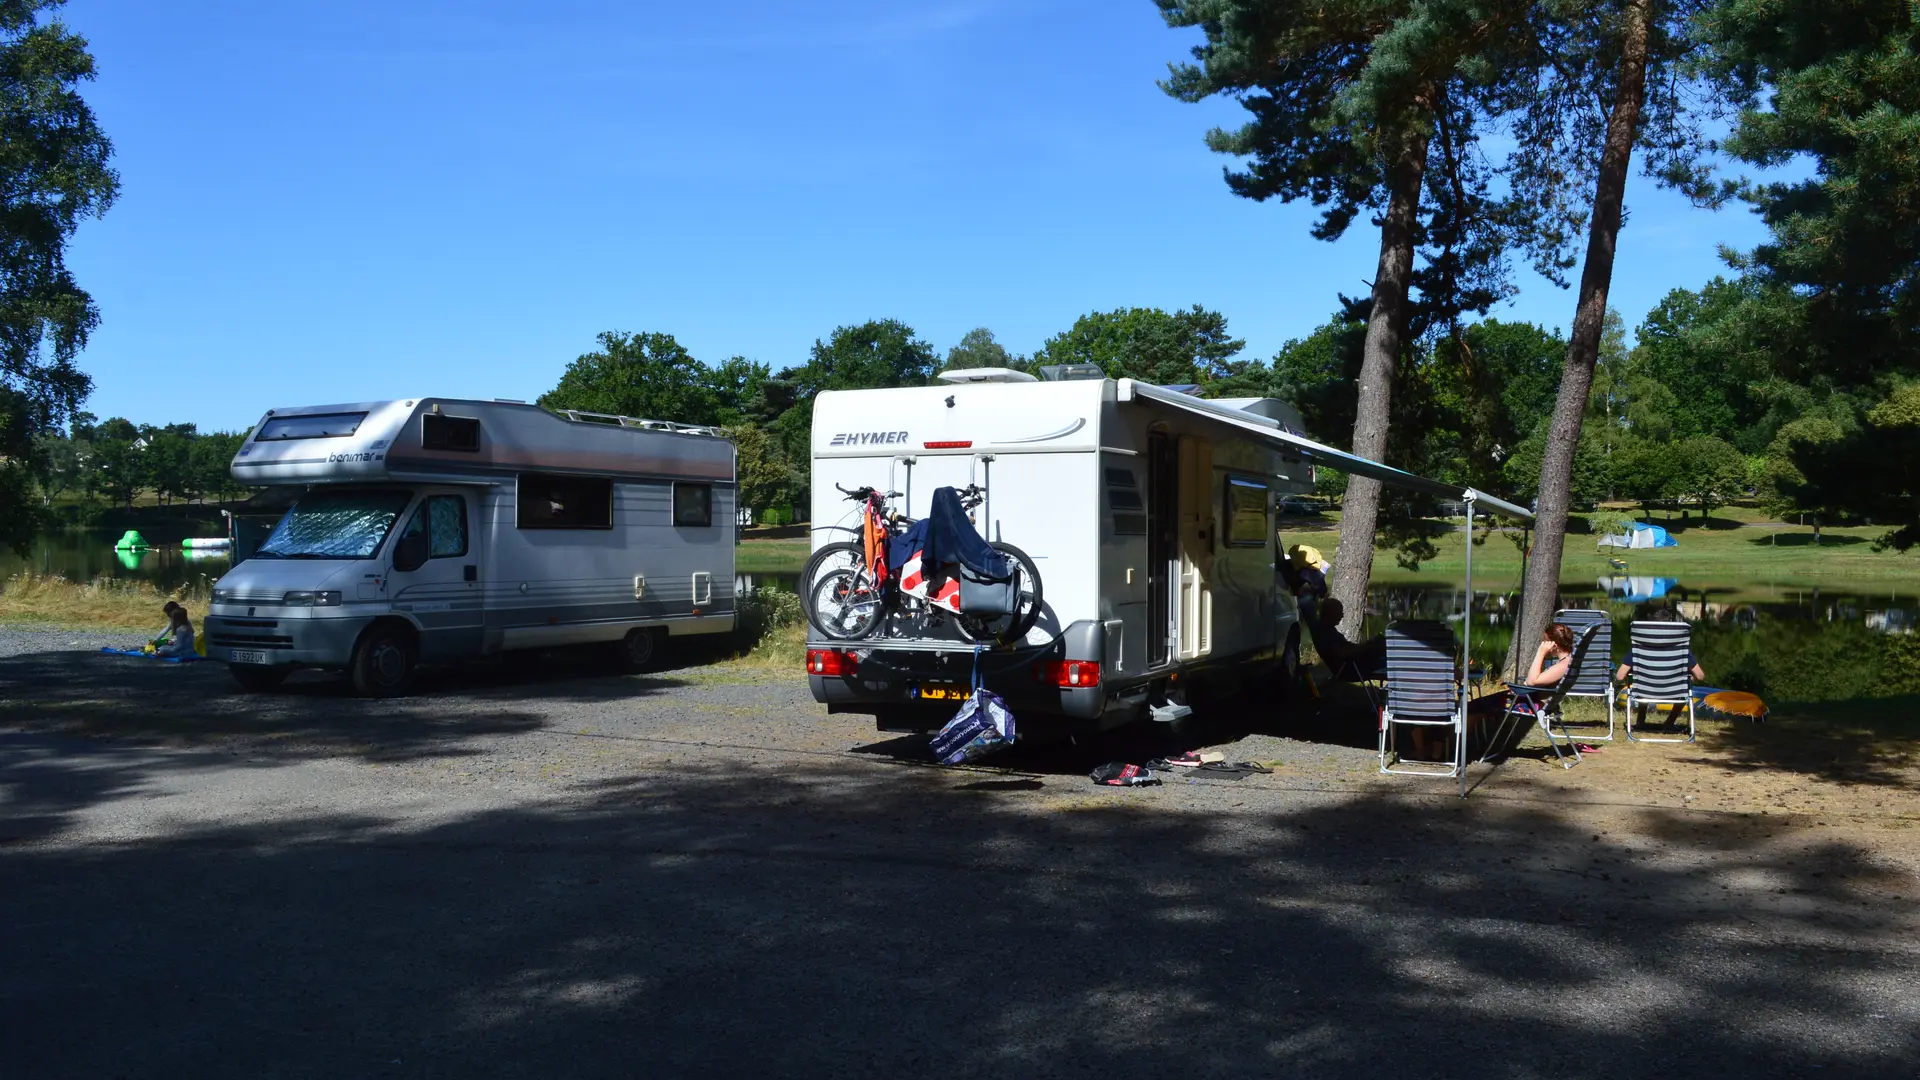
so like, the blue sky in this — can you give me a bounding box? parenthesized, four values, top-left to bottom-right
(64, 0, 1772, 432)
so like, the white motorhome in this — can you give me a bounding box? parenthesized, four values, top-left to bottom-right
(805, 368, 1325, 734)
(203, 398, 736, 695)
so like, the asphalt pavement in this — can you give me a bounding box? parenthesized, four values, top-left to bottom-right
(3, 627, 1916, 1079)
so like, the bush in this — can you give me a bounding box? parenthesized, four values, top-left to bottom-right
(735, 587, 803, 646)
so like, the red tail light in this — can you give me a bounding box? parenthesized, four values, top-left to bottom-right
(1039, 660, 1101, 688)
(923, 440, 972, 449)
(806, 648, 857, 676)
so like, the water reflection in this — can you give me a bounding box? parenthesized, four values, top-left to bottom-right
(2, 531, 229, 593)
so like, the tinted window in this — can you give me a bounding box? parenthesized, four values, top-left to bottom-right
(674, 482, 713, 527)
(1225, 475, 1269, 547)
(255, 412, 367, 441)
(517, 473, 613, 529)
(398, 495, 469, 558)
(422, 414, 480, 452)
(1106, 466, 1146, 536)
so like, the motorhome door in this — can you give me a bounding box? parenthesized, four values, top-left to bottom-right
(385, 491, 484, 658)
(1177, 435, 1213, 659)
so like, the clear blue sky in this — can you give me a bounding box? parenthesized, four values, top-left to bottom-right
(65, 0, 1771, 433)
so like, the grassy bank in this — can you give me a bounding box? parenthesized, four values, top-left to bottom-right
(0, 574, 208, 630)
(1282, 515, 1920, 592)
(736, 538, 809, 573)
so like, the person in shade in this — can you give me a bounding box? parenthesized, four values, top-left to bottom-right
(1311, 596, 1386, 680)
(1614, 604, 1706, 727)
(149, 602, 196, 659)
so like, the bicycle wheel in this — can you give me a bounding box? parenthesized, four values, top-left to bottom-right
(801, 541, 885, 641)
(955, 542, 1044, 647)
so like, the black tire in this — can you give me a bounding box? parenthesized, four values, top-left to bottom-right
(955, 541, 1044, 647)
(228, 663, 289, 692)
(800, 541, 885, 641)
(350, 625, 416, 697)
(613, 626, 658, 673)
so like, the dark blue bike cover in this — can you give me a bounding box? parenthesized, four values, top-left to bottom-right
(885, 486, 1011, 581)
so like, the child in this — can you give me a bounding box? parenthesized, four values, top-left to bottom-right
(150, 602, 196, 659)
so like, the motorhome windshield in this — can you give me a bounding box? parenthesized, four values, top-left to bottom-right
(254, 489, 413, 559)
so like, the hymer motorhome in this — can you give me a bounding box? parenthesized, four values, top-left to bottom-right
(203, 398, 736, 695)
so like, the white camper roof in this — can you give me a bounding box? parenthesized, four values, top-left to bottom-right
(1119, 380, 1533, 520)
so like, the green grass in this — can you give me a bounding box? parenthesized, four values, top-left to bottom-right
(1282, 516, 1920, 593)
(736, 538, 809, 573)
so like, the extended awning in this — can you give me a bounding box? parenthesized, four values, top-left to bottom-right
(1118, 380, 1533, 521)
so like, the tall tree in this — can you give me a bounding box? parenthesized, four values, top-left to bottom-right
(0, 0, 116, 554)
(1515, 0, 1667, 666)
(769, 319, 938, 463)
(1159, 1, 1541, 632)
(943, 328, 1024, 372)
(1032, 306, 1246, 387)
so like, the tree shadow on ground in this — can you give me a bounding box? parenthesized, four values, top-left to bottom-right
(3, 754, 1914, 1078)
(1746, 533, 1869, 548)
(1696, 695, 1920, 789)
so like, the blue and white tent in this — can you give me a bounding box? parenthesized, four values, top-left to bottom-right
(1598, 521, 1678, 549)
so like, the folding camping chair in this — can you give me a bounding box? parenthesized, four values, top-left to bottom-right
(1488, 624, 1602, 769)
(1553, 607, 1616, 742)
(1378, 621, 1463, 777)
(1624, 620, 1697, 743)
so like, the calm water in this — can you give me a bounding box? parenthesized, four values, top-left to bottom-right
(1, 531, 232, 593)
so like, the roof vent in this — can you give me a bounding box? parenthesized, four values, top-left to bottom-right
(1038, 364, 1106, 382)
(936, 367, 1039, 384)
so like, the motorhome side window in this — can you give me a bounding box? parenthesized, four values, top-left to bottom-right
(398, 495, 469, 557)
(1225, 475, 1269, 546)
(421, 413, 481, 452)
(673, 482, 713, 527)
(1105, 467, 1146, 536)
(516, 473, 614, 529)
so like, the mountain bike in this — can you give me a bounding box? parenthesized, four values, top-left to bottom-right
(801, 483, 1043, 647)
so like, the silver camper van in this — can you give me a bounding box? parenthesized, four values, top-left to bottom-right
(203, 398, 736, 695)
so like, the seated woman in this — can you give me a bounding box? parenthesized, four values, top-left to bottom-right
(1311, 597, 1385, 679)
(150, 602, 196, 659)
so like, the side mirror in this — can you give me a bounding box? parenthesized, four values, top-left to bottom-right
(393, 530, 430, 573)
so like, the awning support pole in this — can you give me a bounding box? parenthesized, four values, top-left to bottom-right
(1459, 493, 1477, 798)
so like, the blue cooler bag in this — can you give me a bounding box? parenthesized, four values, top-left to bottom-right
(929, 659, 1017, 764)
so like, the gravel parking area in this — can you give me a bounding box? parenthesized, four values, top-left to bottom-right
(3, 629, 1917, 1078)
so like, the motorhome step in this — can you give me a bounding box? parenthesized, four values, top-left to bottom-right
(1148, 700, 1193, 724)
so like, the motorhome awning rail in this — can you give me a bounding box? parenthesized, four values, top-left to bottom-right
(1117, 380, 1533, 521)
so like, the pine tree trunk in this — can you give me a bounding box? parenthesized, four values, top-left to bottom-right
(1327, 122, 1430, 637)
(1515, 0, 1653, 671)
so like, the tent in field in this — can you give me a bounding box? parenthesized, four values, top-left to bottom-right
(1598, 521, 1677, 549)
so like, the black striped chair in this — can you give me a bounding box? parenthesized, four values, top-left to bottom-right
(1378, 620, 1463, 776)
(1554, 607, 1617, 742)
(1625, 620, 1697, 743)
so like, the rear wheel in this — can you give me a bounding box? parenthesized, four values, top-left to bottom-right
(228, 663, 289, 692)
(612, 626, 658, 673)
(955, 542, 1044, 647)
(350, 625, 416, 697)
(801, 541, 885, 641)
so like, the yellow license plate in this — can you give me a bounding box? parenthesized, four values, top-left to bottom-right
(913, 683, 967, 701)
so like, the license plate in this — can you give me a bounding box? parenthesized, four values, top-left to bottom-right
(229, 650, 268, 665)
(912, 683, 967, 702)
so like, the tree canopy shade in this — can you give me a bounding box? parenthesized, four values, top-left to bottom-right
(943, 328, 1024, 372)
(0, 0, 116, 554)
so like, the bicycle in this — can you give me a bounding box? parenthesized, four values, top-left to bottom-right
(800, 483, 1043, 647)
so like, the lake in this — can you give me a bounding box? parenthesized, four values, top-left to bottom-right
(2, 530, 232, 593)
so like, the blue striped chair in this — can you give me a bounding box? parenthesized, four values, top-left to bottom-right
(1496, 623, 1602, 768)
(1378, 621, 1463, 776)
(1625, 621, 1697, 743)
(1554, 607, 1617, 742)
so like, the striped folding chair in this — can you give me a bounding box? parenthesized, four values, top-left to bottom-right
(1491, 624, 1601, 769)
(1378, 620, 1462, 777)
(1625, 620, 1697, 743)
(1554, 607, 1617, 742)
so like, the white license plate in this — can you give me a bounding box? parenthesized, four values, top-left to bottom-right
(229, 650, 268, 665)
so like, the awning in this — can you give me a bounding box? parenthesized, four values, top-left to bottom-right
(1118, 380, 1533, 521)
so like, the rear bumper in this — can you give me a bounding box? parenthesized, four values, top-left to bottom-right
(807, 620, 1129, 729)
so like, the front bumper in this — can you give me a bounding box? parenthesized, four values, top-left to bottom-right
(203, 610, 371, 668)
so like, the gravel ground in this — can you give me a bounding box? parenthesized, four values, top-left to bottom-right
(3, 627, 1917, 1079)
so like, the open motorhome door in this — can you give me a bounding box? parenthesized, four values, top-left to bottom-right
(1118, 380, 1534, 522)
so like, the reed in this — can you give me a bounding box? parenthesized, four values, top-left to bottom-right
(0, 573, 215, 630)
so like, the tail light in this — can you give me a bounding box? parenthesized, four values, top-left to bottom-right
(806, 648, 857, 676)
(1039, 660, 1101, 688)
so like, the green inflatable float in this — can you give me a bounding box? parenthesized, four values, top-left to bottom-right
(113, 529, 149, 551)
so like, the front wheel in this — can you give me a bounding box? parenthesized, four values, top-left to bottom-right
(350, 626, 417, 697)
(955, 542, 1044, 647)
(800, 541, 885, 641)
